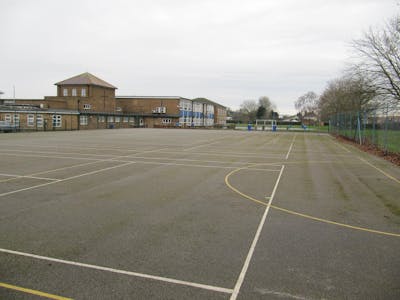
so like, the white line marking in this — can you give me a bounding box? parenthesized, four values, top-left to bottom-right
(183, 140, 223, 151)
(230, 165, 285, 300)
(0, 248, 233, 294)
(285, 134, 296, 160)
(0, 173, 59, 182)
(0, 162, 134, 198)
(0, 149, 116, 159)
(330, 139, 351, 153)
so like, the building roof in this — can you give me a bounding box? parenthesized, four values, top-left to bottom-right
(192, 97, 226, 108)
(55, 72, 117, 89)
(116, 96, 191, 101)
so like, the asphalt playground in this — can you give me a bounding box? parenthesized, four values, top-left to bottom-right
(0, 128, 399, 299)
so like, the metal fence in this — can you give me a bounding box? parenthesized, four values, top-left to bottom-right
(329, 106, 400, 154)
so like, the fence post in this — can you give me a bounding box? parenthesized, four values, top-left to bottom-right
(372, 111, 376, 145)
(357, 111, 362, 145)
(384, 103, 389, 155)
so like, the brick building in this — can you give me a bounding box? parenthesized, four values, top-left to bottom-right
(0, 73, 227, 131)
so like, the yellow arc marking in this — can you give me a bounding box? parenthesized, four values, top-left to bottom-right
(225, 164, 400, 238)
(0, 282, 72, 300)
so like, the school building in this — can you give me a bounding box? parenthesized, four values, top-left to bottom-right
(0, 73, 227, 131)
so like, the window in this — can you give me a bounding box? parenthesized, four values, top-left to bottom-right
(83, 104, 91, 110)
(98, 116, 105, 123)
(63, 88, 68, 96)
(72, 88, 77, 96)
(5, 114, 11, 122)
(129, 117, 135, 123)
(123, 117, 129, 123)
(27, 114, 35, 126)
(36, 115, 43, 127)
(107, 116, 114, 123)
(81, 88, 86, 97)
(80, 115, 88, 125)
(162, 118, 172, 124)
(13, 114, 20, 124)
(52, 115, 62, 128)
(115, 116, 120, 123)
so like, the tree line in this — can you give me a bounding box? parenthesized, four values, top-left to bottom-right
(295, 14, 400, 123)
(229, 96, 279, 123)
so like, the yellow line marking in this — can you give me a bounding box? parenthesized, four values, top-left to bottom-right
(224, 165, 272, 206)
(0, 282, 72, 300)
(270, 205, 400, 237)
(358, 157, 400, 184)
(225, 164, 400, 238)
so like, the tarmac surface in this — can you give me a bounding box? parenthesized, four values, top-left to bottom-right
(0, 129, 399, 299)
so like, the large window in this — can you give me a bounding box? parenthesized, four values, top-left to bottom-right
(63, 88, 68, 96)
(13, 114, 20, 124)
(98, 115, 105, 123)
(80, 115, 88, 125)
(115, 116, 120, 123)
(107, 116, 114, 123)
(36, 115, 43, 127)
(52, 115, 62, 128)
(27, 114, 35, 126)
(81, 88, 86, 97)
(72, 88, 77, 96)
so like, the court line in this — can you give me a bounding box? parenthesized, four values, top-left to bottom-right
(230, 165, 285, 300)
(0, 282, 72, 300)
(330, 138, 351, 153)
(285, 134, 297, 160)
(358, 157, 400, 184)
(224, 165, 400, 238)
(0, 149, 116, 159)
(0, 173, 59, 182)
(0, 248, 233, 295)
(0, 162, 134, 198)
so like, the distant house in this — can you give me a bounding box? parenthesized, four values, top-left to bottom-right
(0, 72, 227, 131)
(302, 111, 318, 125)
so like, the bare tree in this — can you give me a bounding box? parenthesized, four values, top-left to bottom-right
(318, 75, 377, 121)
(352, 15, 400, 107)
(240, 100, 258, 123)
(295, 91, 318, 115)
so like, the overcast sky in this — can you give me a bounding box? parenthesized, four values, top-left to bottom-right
(0, 0, 398, 114)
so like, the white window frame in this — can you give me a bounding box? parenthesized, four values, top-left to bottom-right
(81, 88, 86, 97)
(115, 116, 121, 123)
(72, 88, 77, 96)
(80, 115, 88, 126)
(123, 116, 129, 123)
(83, 104, 91, 110)
(52, 115, 62, 128)
(13, 114, 20, 124)
(63, 88, 68, 96)
(107, 116, 114, 123)
(98, 115, 105, 123)
(129, 117, 135, 123)
(27, 114, 35, 126)
(36, 115, 43, 127)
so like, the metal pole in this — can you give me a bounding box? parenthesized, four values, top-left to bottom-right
(384, 103, 389, 154)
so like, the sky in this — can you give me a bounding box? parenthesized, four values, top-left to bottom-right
(0, 0, 398, 115)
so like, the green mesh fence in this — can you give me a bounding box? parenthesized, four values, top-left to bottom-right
(329, 108, 400, 154)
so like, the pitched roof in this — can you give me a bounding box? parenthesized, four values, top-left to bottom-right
(55, 72, 117, 89)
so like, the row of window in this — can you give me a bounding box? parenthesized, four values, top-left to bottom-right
(3, 114, 62, 127)
(79, 115, 141, 125)
(63, 88, 87, 97)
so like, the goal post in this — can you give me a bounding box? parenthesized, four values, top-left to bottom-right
(255, 119, 277, 131)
